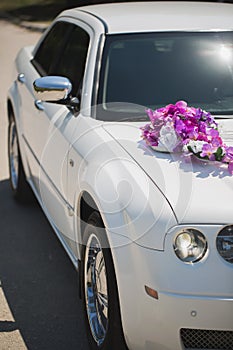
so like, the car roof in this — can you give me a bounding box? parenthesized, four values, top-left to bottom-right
(67, 1, 233, 34)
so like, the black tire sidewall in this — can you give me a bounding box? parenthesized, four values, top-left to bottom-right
(8, 115, 32, 202)
(80, 212, 127, 350)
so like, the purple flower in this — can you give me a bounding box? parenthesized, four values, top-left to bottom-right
(228, 162, 233, 175)
(146, 109, 163, 123)
(223, 147, 233, 174)
(211, 137, 223, 148)
(174, 117, 185, 133)
(206, 128, 219, 139)
(141, 123, 160, 146)
(196, 132, 208, 142)
(199, 121, 207, 134)
(200, 143, 216, 160)
(175, 100, 187, 113)
(223, 146, 233, 163)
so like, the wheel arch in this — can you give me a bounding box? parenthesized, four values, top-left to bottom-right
(77, 190, 106, 299)
(77, 190, 106, 249)
(7, 94, 31, 181)
(7, 99, 13, 119)
(78, 189, 126, 246)
(7, 80, 20, 122)
(79, 191, 104, 240)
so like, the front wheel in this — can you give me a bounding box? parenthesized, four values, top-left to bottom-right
(81, 212, 128, 350)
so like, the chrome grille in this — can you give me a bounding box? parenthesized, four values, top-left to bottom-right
(180, 328, 233, 349)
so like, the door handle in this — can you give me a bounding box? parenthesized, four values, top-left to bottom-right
(17, 73, 25, 84)
(34, 99, 45, 111)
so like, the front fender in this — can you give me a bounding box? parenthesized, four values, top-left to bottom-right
(71, 128, 177, 252)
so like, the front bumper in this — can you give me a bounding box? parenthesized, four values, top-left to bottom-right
(112, 224, 233, 350)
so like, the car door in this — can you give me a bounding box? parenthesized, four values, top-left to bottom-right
(18, 20, 90, 260)
(19, 21, 72, 191)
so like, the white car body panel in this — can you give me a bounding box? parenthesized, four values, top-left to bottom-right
(104, 122, 233, 224)
(75, 1, 233, 33)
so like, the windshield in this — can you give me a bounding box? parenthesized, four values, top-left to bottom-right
(97, 32, 233, 121)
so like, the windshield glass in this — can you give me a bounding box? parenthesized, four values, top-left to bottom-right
(97, 32, 233, 121)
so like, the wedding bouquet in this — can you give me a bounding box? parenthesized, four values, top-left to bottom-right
(141, 101, 233, 174)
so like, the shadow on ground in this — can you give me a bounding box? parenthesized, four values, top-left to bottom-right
(0, 179, 88, 349)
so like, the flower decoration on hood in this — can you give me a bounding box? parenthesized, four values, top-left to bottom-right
(141, 100, 233, 174)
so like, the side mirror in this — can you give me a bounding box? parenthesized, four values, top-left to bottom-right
(33, 76, 72, 102)
(33, 76, 80, 110)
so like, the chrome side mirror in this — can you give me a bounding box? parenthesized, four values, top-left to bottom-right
(33, 76, 72, 102)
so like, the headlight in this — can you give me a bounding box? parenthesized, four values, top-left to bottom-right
(216, 226, 233, 264)
(173, 229, 207, 263)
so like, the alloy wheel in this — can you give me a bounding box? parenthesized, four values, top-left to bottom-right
(84, 233, 109, 346)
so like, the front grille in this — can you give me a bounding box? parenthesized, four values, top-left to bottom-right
(180, 328, 233, 349)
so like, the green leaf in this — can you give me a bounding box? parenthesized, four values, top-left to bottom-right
(214, 147, 224, 161)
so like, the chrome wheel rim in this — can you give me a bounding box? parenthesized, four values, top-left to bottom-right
(84, 233, 108, 346)
(9, 120, 19, 190)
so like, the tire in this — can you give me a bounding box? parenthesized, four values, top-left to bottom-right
(8, 114, 32, 202)
(81, 212, 128, 350)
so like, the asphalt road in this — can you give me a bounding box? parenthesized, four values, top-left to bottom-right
(0, 20, 89, 350)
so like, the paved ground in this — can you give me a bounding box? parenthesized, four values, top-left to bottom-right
(0, 20, 89, 350)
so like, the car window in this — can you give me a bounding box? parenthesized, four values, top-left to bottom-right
(53, 25, 90, 97)
(32, 21, 73, 76)
(97, 32, 233, 121)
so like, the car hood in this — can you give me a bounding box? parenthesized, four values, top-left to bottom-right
(103, 119, 233, 224)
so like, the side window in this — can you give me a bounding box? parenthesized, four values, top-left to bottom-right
(53, 25, 90, 97)
(33, 21, 72, 76)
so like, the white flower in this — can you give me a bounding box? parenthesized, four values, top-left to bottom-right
(158, 123, 180, 152)
(184, 140, 206, 154)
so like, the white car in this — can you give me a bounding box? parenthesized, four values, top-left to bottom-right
(7, 2, 233, 350)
